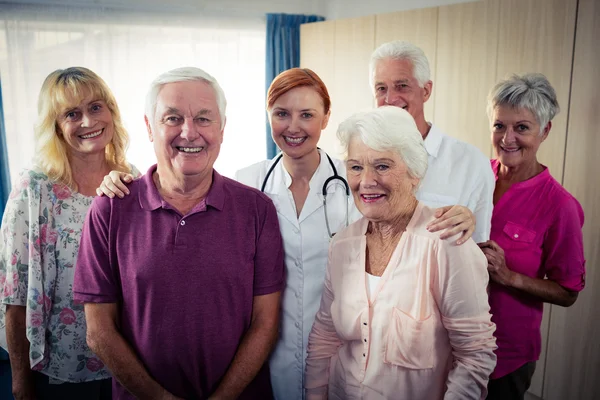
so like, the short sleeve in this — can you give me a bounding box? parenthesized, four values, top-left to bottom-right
(0, 171, 41, 306)
(73, 196, 120, 303)
(543, 197, 585, 292)
(252, 197, 285, 296)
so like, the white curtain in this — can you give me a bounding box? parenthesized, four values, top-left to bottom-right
(0, 3, 267, 182)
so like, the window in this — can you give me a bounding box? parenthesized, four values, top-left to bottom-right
(0, 4, 267, 182)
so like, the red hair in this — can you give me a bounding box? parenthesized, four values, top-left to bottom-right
(267, 68, 331, 114)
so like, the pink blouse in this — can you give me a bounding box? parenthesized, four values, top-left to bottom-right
(305, 203, 497, 400)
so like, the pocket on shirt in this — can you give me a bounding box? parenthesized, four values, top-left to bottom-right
(384, 307, 434, 369)
(502, 222, 536, 246)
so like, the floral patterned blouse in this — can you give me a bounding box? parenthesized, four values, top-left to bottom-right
(0, 165, 139, 383)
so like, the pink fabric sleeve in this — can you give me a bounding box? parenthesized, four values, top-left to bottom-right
(305, 245, 343, 400)
(543, 197, 586, 292)
(433, 238, 497, 400)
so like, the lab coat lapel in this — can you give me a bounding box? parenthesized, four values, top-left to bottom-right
(263, 158, 300, 230)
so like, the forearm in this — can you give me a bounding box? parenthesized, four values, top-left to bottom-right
(5, 305, 34, 382)
(211, 320, 279, 399)
(508, 273, 578, 306)
(87, 327, 168, 399)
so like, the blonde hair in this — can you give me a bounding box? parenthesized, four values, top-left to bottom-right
(34, 67, 130, 190)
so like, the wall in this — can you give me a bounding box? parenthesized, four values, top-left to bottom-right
(300, 1, 599, 399)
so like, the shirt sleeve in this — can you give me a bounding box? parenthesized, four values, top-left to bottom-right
(543, 196, 586, 292)
(252, 196, 285, 296)
(73, 196, 120, 303)
(433, 238, 497, 400)
(469, 158, 495, 243)
(305, 243, 343, 399)
(0, 172, 38, 307)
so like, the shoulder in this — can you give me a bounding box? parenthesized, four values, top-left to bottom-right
(220, 174, 275, 208)
(543, 174, 584, 225)
(234, 160, 272, 189)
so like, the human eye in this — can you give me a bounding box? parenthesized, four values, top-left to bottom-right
(375, 164, 389, 171)
(275, 110, 288, 118)
(349, 164, 362, 172)
(65, 110, 80, 121)
(492, 123, 504, 131)
(163, 115, 182, 125)
(516, 124, 529, 133)
(196, 117, 213, 126)
(375, 86, 386, 93)
(90, 103, 103, 112)
(301, 112, 313, 119)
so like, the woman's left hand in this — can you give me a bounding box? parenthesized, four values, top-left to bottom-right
(478, 240, 516, 287)
(427, 205, 475, 245)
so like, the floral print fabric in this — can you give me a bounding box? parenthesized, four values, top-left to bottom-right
(0, 166, 138, 382)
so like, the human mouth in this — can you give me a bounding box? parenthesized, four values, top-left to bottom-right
(80, 129, 103, 139)
(500, 145, 520, 153)
(176, 146, 204, 153)
(284, 136, 307, 146)
(360, 194, 385, 203)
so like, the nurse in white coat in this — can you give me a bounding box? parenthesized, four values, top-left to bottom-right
(235, 68, 362, 400)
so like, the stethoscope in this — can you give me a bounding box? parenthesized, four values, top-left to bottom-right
(260, 150, 350, 238)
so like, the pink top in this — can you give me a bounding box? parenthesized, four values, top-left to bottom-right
(489, 160, 585, 379)
(305, 203, 497, 400)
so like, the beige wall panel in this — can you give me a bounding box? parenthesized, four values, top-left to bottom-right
(544, 0, 600, 399)
(300, 20, 336, 87)
(434, 0, 498, 157)
(322, 16, 376, 158)
(493, 0, 577, 182)
(375, 7, 439, 122)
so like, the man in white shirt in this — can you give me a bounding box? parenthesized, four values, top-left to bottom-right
(370, 40, 494, 243)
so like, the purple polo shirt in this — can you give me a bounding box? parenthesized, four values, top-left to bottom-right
(73, 165, 285, 399)
(489, 159, 585, 379)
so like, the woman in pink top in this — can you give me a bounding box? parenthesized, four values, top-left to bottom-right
(479, 73, 585, 400)
(305, 106, 497, 400)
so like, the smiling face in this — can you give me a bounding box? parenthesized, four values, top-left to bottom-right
(268, 86, 330, 160)
(57, 92, 114, 158)
(346, 137, 419, 223)
(147, 80, 224, 180)
(373, 58, 431, 127)
(491, 104, 549, 169)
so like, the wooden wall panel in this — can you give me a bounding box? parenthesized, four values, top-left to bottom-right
(300, 20, 336, 90)
(375, 7, 439, 123)
(434, 0, 498, 157)
(544, 0, 600, 399)
(327, 16, 376, 157)
(493, 0, 577, 182)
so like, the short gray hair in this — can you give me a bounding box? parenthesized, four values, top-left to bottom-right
(337, 106, 428, 182)
(369, 41, 431, 89)
(487, 73, 559, 134)
(145, 67, 227, 129)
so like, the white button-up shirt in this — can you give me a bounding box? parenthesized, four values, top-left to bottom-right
(236, 150, 361, 400)
(416, 123, 495, 243)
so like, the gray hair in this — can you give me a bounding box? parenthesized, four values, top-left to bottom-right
(337, 106, 428, 182)
(145, 67, 227, 129)
(487, 73, 559, 134)
(369, 41, 431, 89)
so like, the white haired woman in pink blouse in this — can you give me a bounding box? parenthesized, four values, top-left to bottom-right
(305, 106, 497, 400)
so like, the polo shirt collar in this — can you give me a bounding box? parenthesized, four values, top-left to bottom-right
(138, 164, 225, 212)
(423, 123, 443, 159)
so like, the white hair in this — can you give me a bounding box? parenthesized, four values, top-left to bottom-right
(487, 73, 559, 135)
(369, 41, 431, 89)
(337, 106, 428, 182)
(145, 67, 227, 129)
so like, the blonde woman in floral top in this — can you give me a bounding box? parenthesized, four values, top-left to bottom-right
(0, 67, 138, 400)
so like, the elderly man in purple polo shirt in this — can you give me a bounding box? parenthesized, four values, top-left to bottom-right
(73, 67, 285, 400)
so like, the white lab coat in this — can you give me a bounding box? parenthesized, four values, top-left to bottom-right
(235, 149, 361, 400)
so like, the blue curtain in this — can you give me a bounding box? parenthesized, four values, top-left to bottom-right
(265, 13, 325, 159)
(0, 79, 10, 219)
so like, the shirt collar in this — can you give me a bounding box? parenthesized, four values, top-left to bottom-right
(423, 123, 443, 158)
(138, 164, 225, 212)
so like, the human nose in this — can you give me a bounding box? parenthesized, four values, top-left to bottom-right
(81, 112, 95, 128)
(502, 127, 516, 144)
(180, 117, 200, 141)
(360, 167, 378, 188)
(288, 116, 301, 133)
